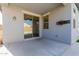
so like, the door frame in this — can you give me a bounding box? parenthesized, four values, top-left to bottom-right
(22, 10, 41, 40)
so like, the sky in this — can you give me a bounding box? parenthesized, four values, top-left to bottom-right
(24, 19, 32, 25)
(0, 11, 2, 25)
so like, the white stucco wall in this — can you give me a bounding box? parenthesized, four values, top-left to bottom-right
(1, 4, 24, 43)
(77, 11, 79, 40)
(42, 4, 72, 44)
(71, 4, 79, 44)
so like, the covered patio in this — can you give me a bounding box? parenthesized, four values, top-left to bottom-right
(4, 39, 69, 56)
(0, 3, 75, 56)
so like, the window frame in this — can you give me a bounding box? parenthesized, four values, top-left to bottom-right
(43, 15, 49, 29)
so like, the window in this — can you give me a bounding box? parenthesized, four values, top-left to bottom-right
(43, 15, 49, 29)
(73, 19, 76, 28)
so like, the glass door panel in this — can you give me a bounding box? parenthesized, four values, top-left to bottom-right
(24, 14, 33, 39)
(33, 16, 39, 37)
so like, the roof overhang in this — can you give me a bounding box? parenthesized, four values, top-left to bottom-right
(9, 3, 63, 15)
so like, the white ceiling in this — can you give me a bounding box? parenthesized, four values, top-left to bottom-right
(10, 3, 62, 14)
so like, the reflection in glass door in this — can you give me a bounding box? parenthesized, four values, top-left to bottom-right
(24, 14, 33, 38)
(24, 14, 39, 39)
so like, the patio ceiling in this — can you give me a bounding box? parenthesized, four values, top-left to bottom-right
(10, 3, 63, 14)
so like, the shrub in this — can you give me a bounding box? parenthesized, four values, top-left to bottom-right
(76, 39, 79, 42)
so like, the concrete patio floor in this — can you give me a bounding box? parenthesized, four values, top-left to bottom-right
(63, 43, 79, 56)
(0, 45, 12, 56)
(4, 39, 70, 56)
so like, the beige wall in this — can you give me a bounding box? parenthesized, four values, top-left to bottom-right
(71, 4, 79, 44)
(2, 5, 24, 43)
(0, 26, 3, 44)
(42, 4, 72, 44)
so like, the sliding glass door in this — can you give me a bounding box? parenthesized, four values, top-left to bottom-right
(33, 16, 39, 37)
(24, 14, 39, 39)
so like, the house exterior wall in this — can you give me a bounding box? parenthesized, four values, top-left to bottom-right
(71, 4, 79, 44)
(1, 4, 24, 43)
(1, 3, 78, 45)
(1, 4, 42, 43)
(42, 4, 72, 44)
